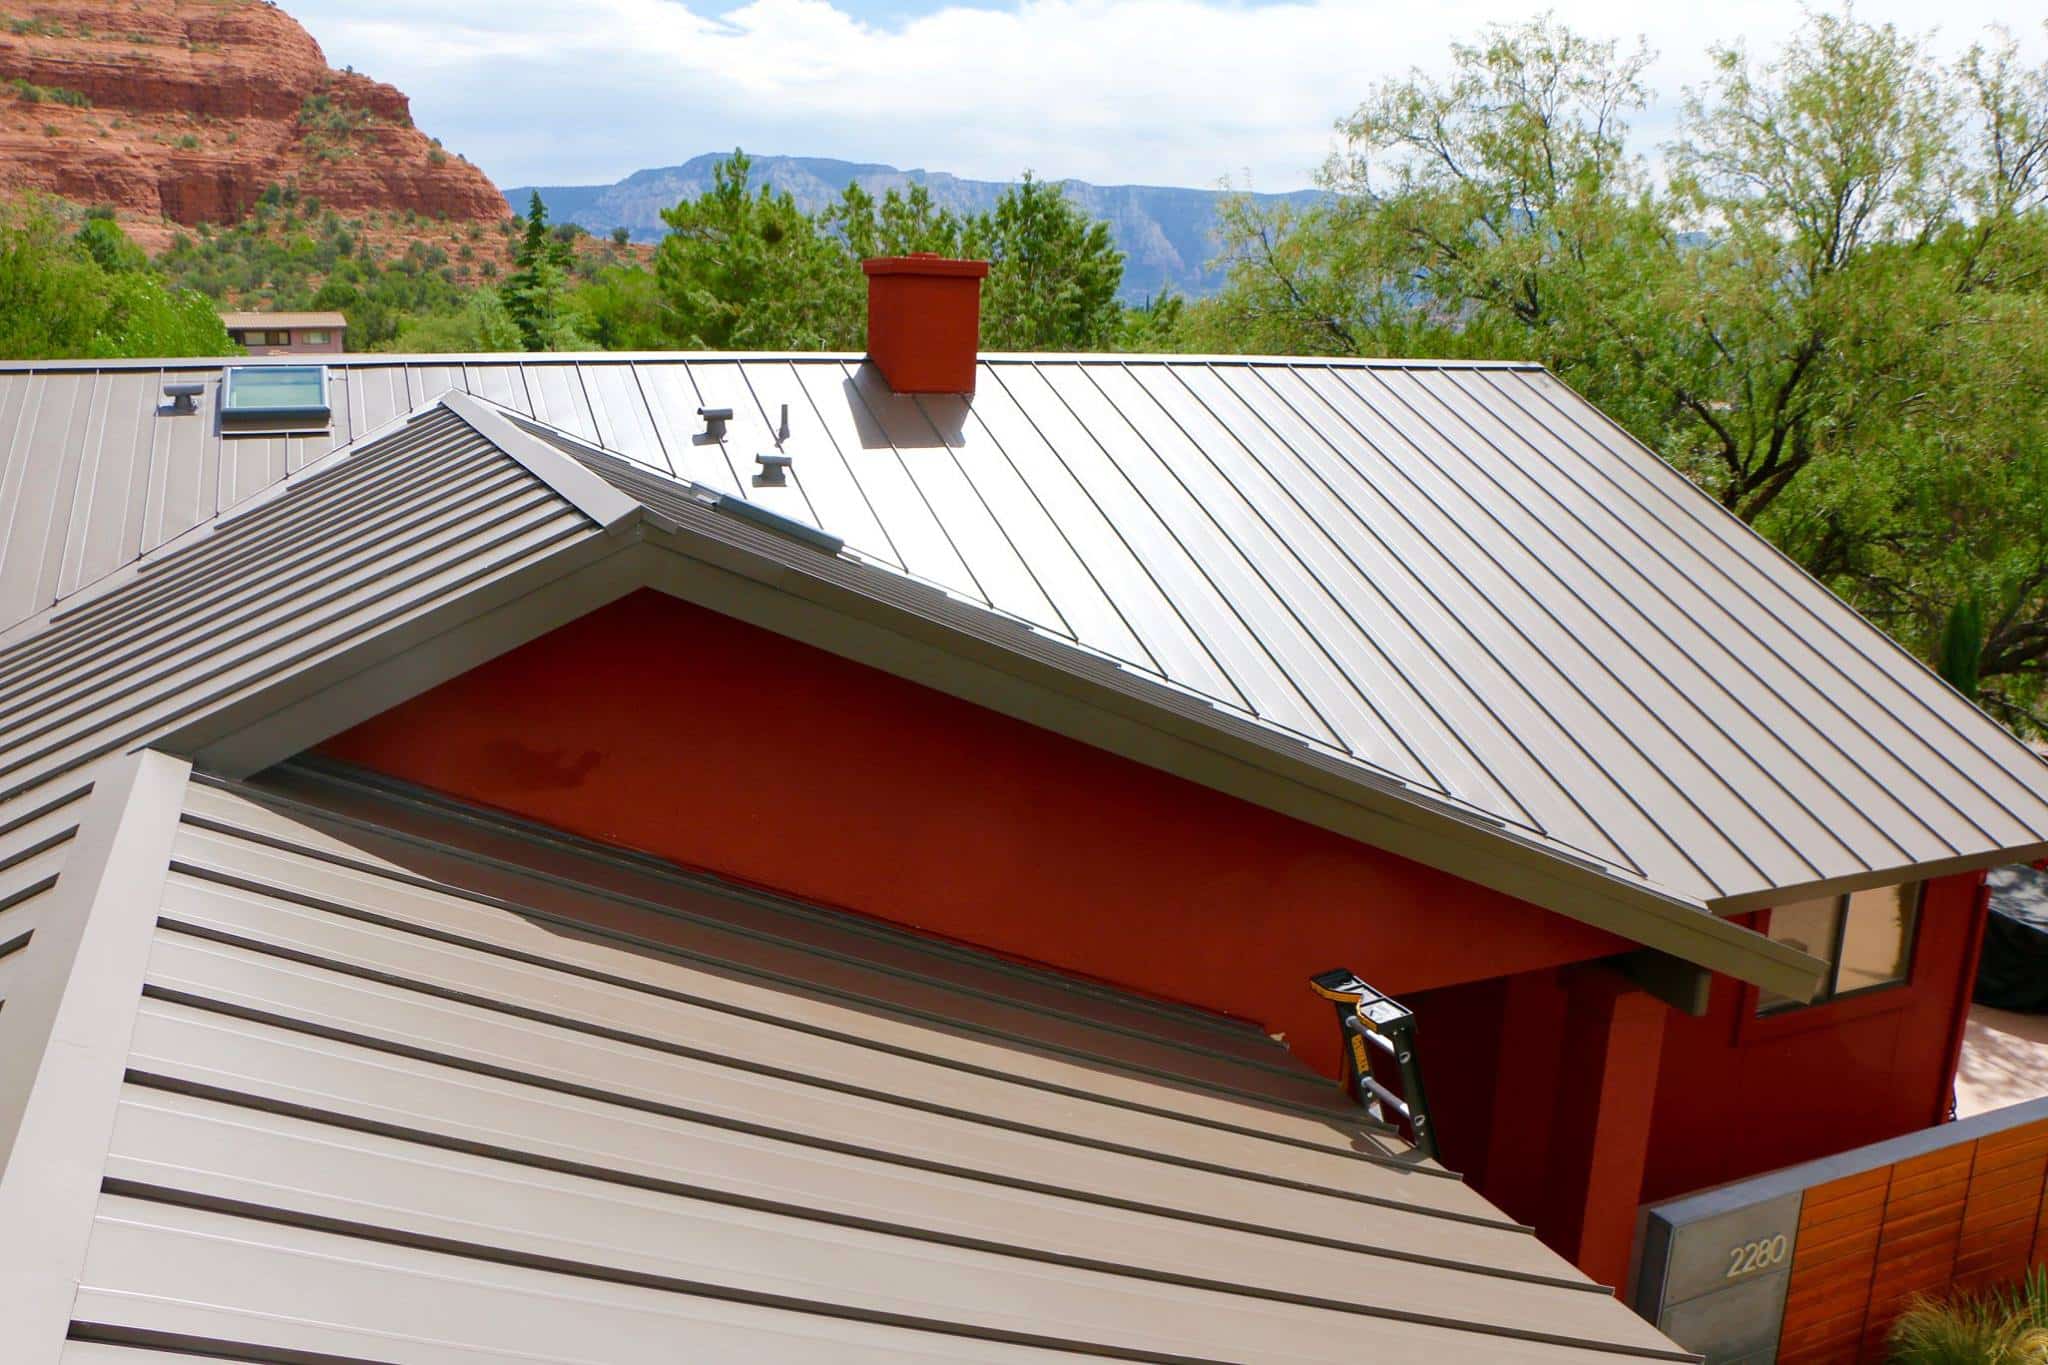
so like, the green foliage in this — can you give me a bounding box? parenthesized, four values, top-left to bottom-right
(503, 192, 588, 351)
(298, 93, 377, 136)
(568, 264, 669, 350)
(75, 214, 145, 272)
(1117, 290, 1187, 352)
(1888, 1267, 2048, 1363)
(965, 174, 1123, 350)
(650, 152, 1126, 351)
(297, 93, 379, 162)
(0, 200, 230, 360)
(7, 77, 91, 107)
(654, 151, 863, 349)
(380, 287, 523, 354)
(1200, 12, 2048, 730)
(156, 204, 479, 351)
(1940, 598, 1987, 700)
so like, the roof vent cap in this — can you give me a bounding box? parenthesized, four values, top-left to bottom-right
(162, 381, 203, 415)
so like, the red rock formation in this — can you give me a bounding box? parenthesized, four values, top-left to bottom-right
(0, 0, 508, 244)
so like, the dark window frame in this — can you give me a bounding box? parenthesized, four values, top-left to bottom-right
(1755, 882, 1923, 1017)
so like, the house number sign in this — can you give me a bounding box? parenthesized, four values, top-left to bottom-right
(1633, 1190, 1801, 1363)
(1724, 1234, 1790, 1280)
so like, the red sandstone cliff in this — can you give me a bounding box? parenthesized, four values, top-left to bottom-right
(0, 0, 508, 244)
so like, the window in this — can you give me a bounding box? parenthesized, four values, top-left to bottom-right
(262, 330, 292, 346)
(220, 364, 330, 421)
(300, 330, 329, 345)
(1756, 882, 1921, 1014)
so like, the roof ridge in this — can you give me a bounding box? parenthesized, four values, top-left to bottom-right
(0, 352, 1548, 374)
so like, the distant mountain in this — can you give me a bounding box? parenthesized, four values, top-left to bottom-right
(509, 154, 1323, 302)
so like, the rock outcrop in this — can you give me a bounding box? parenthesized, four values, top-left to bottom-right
(0, 0, 507, 244)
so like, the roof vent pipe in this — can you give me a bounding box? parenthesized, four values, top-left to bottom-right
(862, 254, 989, 395)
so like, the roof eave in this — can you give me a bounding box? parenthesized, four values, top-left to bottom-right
(1709, 842, 2048, 915)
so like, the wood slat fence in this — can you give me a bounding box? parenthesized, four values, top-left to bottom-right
(1636, 1097, 2048, 1364)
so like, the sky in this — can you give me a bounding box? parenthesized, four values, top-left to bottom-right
(288, 0, 2046, 194)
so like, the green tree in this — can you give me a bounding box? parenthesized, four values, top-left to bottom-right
(964, 174, 1123, 350)
(569, 263, 671, 350)
(653, 151, 861, 349)
(503, 191, 586, 351)
(1117, 289, 1188, 351)
(381, 287, 524, 353)
(825, 181, 964, 260)
(1200, 14, 2048, 728)
(76, 210, 147, 273)
(650, 154, 1132, 353)
(0, 199, 231, 360)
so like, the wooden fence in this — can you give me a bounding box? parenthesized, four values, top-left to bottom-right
(1636, 1097, 2048, 1364)
(1779, 1113, 2048, 1362)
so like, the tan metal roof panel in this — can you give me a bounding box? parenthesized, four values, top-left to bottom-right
(167, 799, 1344, 1113)
(0, 405, 601, 805)
(52, 763, 1683, 1361)
(2, 354, 2043, 914)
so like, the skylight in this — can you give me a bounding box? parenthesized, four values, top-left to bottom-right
(221, 364, 330, 421)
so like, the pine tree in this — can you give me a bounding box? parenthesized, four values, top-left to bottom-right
(503, 191, 580, 352)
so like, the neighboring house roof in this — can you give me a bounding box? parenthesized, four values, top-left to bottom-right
(0, 751, 1694, 1362)
(216, 311, 348, 331)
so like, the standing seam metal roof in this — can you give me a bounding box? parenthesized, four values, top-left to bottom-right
(1, 354, 2045, 915)
(67, 758, 1688, 1360)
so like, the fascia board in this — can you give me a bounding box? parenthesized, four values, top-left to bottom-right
(1708, 842, 2048, 915)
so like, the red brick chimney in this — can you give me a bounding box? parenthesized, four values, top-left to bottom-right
(862, 254, 990, 395)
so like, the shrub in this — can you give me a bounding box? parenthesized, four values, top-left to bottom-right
(1891, 1269, 2048, 1364)
(8, 77, 92, 107)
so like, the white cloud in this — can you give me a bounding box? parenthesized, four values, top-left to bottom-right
(290, 0, 2046, 192)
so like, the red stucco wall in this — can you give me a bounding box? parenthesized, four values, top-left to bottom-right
(319, 589, 1629, 1081)
(317, 588, 1991, 1268)
(1641, 873, 1989, 1204)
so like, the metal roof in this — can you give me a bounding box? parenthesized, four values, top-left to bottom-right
(0, 388, 1829, 997)
(0, 399, 606, 803)
(4, 352, 2042, 918)
(0, 752, 1695, 1361)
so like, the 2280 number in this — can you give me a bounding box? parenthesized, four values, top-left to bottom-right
(1725, 1234, 1790, 1279)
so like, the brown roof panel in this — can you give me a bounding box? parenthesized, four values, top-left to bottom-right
(2, 354, 2039, 913)
(53, 760, 1688, 1362)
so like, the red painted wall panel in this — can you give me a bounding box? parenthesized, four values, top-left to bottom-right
(1642, 874, 1987, 1205)
(320, 588, 1990, 1259)
(319, 589, 1629, 1080)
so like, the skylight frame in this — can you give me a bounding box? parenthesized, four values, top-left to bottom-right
(221, 363, 332, 422)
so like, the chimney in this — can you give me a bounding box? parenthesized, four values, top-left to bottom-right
(863, 254, 990, 395)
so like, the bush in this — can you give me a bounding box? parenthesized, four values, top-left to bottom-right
(1891, 1269, 2048, 1364)
(0, 198, 232, 359)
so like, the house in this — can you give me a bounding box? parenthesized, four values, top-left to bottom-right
(218, 309, 347, 356)
(2, 256, 2045, 1362)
